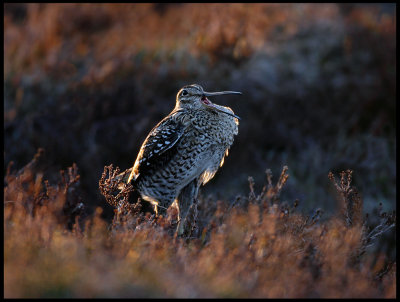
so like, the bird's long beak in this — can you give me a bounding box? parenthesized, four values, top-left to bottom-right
(203, 91, 242, 97)
(201, 90, 242, 119)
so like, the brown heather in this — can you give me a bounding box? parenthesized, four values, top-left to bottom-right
(4, 150, 395, 298)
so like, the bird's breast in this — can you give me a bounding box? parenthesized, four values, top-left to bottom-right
(190, 108, 238, 145)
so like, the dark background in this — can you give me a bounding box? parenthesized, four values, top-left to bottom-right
(4, 3, 396, 218)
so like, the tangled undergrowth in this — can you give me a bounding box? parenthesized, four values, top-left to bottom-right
(4, 150, 396, 298)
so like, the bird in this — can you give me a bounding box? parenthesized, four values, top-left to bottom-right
(125, 84, 241, 234)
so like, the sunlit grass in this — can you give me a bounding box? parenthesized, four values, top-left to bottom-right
(4, 151, 395, 298)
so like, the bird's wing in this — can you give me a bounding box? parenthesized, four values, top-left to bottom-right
(128, 116, 186, 183)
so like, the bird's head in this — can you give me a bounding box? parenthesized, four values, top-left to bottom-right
(175, 84, 242, 119)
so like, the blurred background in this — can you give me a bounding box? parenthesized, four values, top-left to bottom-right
(4, 3, 396, 218)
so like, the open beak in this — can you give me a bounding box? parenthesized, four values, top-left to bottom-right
(203, 91, 242, 97)
(201, 90, 242, 119)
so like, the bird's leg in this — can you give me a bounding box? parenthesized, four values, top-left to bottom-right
(154, 203, 169, 217)
(175, 178, 199, 237)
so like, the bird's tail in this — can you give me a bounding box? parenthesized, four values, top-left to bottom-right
(116, 167, 133, 191)
(114, 169, 156, 214)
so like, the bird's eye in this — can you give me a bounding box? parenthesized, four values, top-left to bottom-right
(181, 90, 188, 96)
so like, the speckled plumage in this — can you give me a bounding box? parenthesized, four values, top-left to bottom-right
(127, 84, 241, 223)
